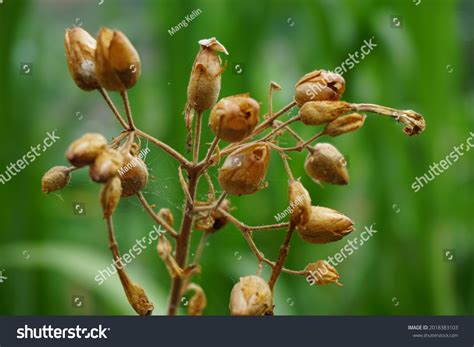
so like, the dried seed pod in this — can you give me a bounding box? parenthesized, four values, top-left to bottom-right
(64, 27, 99, 91)
(209, 94, 260, 142)
(305, 143, 349, 185)
(187, 283, 207, 316)
(41, 166, 71, 193)
(305, 260, 342, 286)
(300, 101, 351, 125)
(210, 198, 231, 232)
(297, 206, 353, 244)
(218, 143, 270, 196)
(158, 208, 174, 226)
(194, 199, 231, 232)
(157, 236, 183, 278)
(89, 148, 124, 183)
(294, 70, 345, 106)
(100, 176, 122, 218)
(323, 112, 366, 137)
(119, 150, 149, 197)
(229, 275, 273, 316)
(288, 179, 312, 226)
(125, 282, 154, 316)
(66, 133, 108, 168)
(117, 270, 154, 316)
(400, 110, 426, 136)
(186, 37, 228, 113)
(95, 27, 141, 91)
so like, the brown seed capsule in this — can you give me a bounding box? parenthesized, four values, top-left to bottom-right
(400, 110, 426, 136)
(288, 179, 312, 226)
(187, 283, 207, 316)
(296, 206, 354, 244)
(117, 270, 154, 316)
(186, 37, 228, 113)
(305, 260, 342, 286)
(323, 112, 366, 137)
(218, 143, 270, 196)
(118, 150, 149, 197)
(209, 94, 260, 142)
(210, 198, 231, 232)
(194, 198, 231, 232)
(158, 208, 174, 226)
(305, 143, 349, 185)
(66, 133, 108, 168)
(100, 176, 122, 218)
(95, 27, 141, 91)
(294, 70, 345, 106)
(64, 27, 99, 91)
(229, 275, 273, 316)
(157, 236, 183, 279)
(89, 148, 124, 183)
(300, 101, 351, 125)
(41, 166, 71, 193)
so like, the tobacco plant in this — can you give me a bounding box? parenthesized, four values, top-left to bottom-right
(41, 27, 425, 316)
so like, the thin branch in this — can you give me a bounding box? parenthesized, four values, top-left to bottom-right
(203, 172, 216, 202)
(98, 88, 129, 130)
(255, 100, 298, 134)
(109, 131, 130, 149)
(136, 192, 178, 238)
(279, 151, 294, 181)
(105, 215, 153, 315)
(200, 137, 220, 168)
(279, 130, 325, 153)
(268, 223, 295, 291)
(267, 81, 282, 120)
(193, 111, 203, 164)
(178, 166, 193, 205)
(260, 115, 301, 142)
(136, 129, 191, 168)
(191, 231, 209, 267)
(120, 90, 136, 130)
(168, 169, 199, 315)
(273, 120, 304, 143)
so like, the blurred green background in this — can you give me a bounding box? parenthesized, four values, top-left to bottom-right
(0, 0, 473, 316)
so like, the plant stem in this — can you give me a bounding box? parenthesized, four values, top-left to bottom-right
(193, 111, 203, 164)
(167, 168, 199, 315)
(260, 115, 301, 142)
(350, 103, 407, 118)
(105, 216, 153, 315)
(136, 129, 191, 168)
(98, 88, 129, 130)
(136, 192, 178, 238)
(120, 91, 136, 130)
(200, 137, 220, 168)
(268, 223, 295, 291)
(280, 131, 324, 153)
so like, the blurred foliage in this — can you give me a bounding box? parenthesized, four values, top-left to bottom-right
(0, 0, 473, 315)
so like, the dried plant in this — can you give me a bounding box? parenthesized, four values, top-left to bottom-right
(42, 27, 426, 316)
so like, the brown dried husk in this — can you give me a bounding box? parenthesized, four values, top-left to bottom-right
(297, 206, 353, 244)
(218, 143, 270, 195)
(305, 143, 349, 185)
